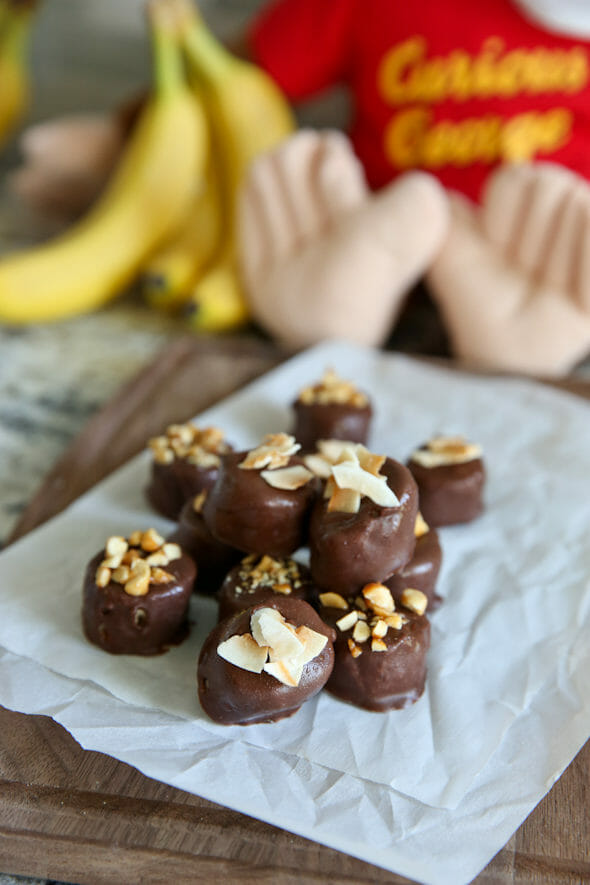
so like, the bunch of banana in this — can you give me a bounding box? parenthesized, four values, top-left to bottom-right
(0, 0, 37, 152)
(140, 0, 295, 332)
(0, 0, 208, 323)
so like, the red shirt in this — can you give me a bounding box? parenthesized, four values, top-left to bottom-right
(249, 0, 590, 200)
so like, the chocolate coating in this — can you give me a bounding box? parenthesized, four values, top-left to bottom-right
(82, 550, 196, 655)
(292, 400, 372, 451)
(321, 604, 430, 711)
(217, 555, 316, 621)
(146, 458, 220, 521)
(203, 452, 318, 558)
(385, 529, 443, 612)
(408, 456, 485, 527)
(197, 597, 336, 725)
(309, 458, 419, 596)
(168, 499, 241, 597)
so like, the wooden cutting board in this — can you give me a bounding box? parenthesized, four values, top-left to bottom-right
(1, 335, 589, 885)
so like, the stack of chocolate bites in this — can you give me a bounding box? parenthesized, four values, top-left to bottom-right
(82, 370, 485, 726)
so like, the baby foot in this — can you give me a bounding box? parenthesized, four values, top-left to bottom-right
(427, 162, 590, 376)
(237, 129, 449, 348)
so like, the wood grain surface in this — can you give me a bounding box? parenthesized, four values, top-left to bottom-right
(1, 335, 589, 885)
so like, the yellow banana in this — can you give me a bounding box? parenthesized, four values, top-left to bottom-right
(140, 156, 221, 311)
(165, 0, 295, 332)
(0, 0, 36, 150)
(0, 0, 208, 324)
(184, 259, 249, 332)
(179, 0, 295, 232)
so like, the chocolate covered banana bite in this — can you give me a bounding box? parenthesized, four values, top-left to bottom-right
(385, 512, 443, 611)
(407, 435, 485, 527)
(167, 491, 241, 597)
(82, 529, 196, 655)
(146, 422, 232, 520)
(292, 368, 372, 451)
(308, 443, 419, 596)
(318, 582, 430, 711)
(197, 597, 335, 725)
(203, 433, 318, 558)
(217, 553, 316, 621)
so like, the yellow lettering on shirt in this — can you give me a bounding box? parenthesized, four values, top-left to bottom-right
(384, 107, 573, 169)
(377, 36, 584, 171)
(377, 37, 589, 103)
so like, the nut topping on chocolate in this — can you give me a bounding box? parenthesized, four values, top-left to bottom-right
(414, 512, 430, 538)
(148, 423, 230, 468)
(234, 554, 304, 597)
(320, 581, 416, 657)
(192, 490, 207, 513)
(239, 433, 301, 471)
(321, 444, 400, 514)
(297, 368, 369, 408)
(401, 588, 428, 616)
(94, 531, 182, 597)
(216, 607, 328, 687)
(410, 435, 482, 469)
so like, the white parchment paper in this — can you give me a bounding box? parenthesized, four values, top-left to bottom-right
(0, 340, 589, 884)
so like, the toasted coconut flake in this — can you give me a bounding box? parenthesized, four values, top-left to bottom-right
(295, 625, 328, 663)
(317, 439, 359, 462)
(332, 461, 399, 508)
(302, 453, 333, 479)
(251, 608, 303, 660)
(263, 659, 303, 687)
(260, 464, 314, 490)
(327, 486, 361, 513)
(356, 449, 386, 476)
(319, 592, 349, 610)
(401, 588, 428, 616)
(239, 433, 300, 471)
(217, 633, 269, 673)
(410, 435, 482, 468)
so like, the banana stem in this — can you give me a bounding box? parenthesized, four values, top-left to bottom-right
(147, 0, 185, 98)
(175, 0, 231, 82)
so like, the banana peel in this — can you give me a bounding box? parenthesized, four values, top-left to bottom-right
(0, 0, 208, 324)
(0, 0, 37, 151)
(183, 260, 250, 333)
